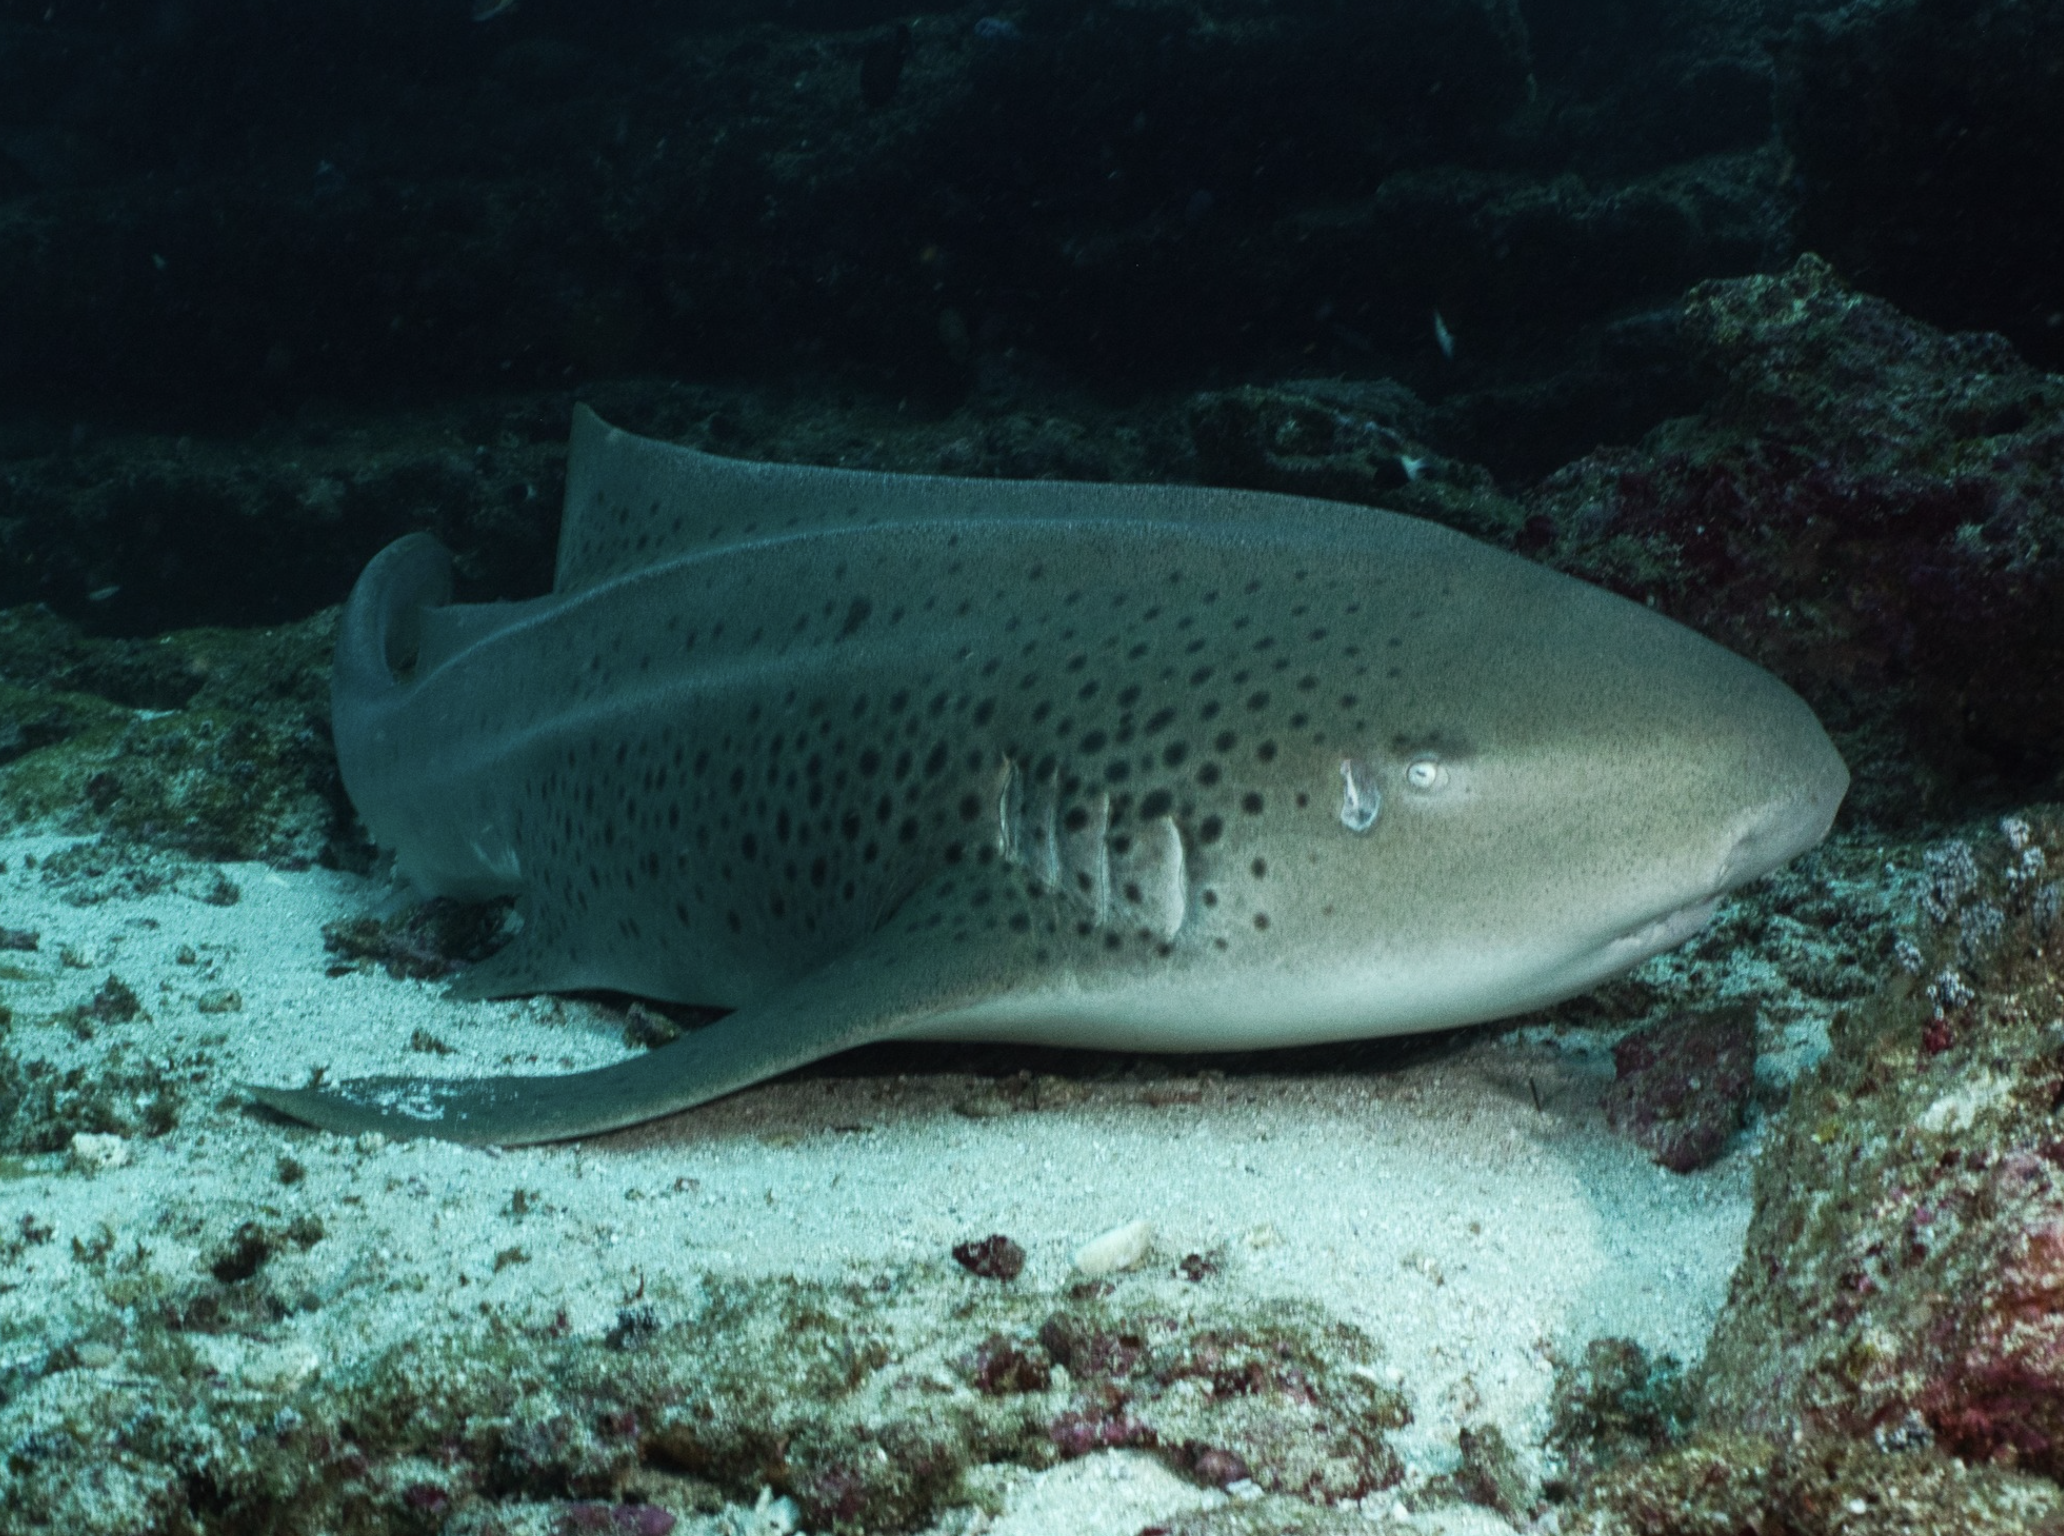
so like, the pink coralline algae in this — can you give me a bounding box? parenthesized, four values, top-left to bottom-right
(1030, 1307, 1405, 1500)
(1037, 1312, 1145, 1377)
(964, 1332, 1052, 1394)
(1915, 1193, 2064, 1471)
(1049, 1402, 1159, 1457)
(558, 1504, 676, 1536)
(1601, 1005, 1757, 1173)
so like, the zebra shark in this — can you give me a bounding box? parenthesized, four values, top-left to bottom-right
(249, 406, 1846, 1144)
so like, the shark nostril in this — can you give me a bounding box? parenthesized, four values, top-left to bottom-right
(1338, 759, 1381, 832)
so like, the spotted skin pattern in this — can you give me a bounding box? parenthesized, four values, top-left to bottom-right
(248, 408, 1847, 1144)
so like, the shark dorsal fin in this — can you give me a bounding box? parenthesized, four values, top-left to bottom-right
(553, 403, 1378, 595)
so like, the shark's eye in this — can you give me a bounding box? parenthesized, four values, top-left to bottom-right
(1338, 759, 1381, 833)
(1405, 756, 1446, 792)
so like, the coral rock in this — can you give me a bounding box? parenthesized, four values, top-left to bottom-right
(1699, 810, 2064, 1477)
(1601, 1005, 1757, 1172)
(950, 1233, 1026, 1281)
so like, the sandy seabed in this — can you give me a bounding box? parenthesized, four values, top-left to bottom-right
(0, 830, 1751, 1535)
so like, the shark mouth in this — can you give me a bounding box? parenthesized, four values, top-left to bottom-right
(1596, 897, 1721, 972)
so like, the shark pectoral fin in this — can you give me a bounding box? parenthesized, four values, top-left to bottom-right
(246, 864, 1057, 1146)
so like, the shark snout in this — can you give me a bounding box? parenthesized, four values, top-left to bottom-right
(1598, 710, 1847, 976)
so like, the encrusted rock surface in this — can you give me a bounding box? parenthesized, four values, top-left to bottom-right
(1567, 1429, 2064, 1536)
(1698, 809, 2064, 1473)
(0, 606, 342, 865)
(0, 1256, 1409, 1535)
(1602, 1006, 1757, 1174)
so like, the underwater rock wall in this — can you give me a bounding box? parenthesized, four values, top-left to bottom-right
(0, 0, 1796, 460)
(1563, 809, 2064, 1534)
(1530, 254, 2064, 822)
(1699, 811, 2064, 1469)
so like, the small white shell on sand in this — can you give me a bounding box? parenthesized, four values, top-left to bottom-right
(1073, 1218, 1154, 1276)
(69, 1132, 129, 1173)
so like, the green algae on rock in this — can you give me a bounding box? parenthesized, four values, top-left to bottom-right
(0, 1040, 183, 1153)
(1545, 1336, 1695, 1494)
